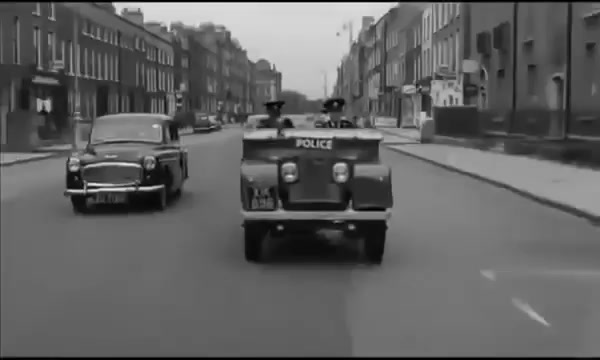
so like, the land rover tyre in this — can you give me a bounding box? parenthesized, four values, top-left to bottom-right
(364, 221, 387, 265)
(244, 221, 266, 263)
(71, 195, 88, 214)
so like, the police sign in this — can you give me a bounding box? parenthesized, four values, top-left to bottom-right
(295, 138, 333, 150)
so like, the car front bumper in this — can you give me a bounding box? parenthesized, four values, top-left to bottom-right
(241, 209, 391, 221)
(64, 183, 165, 196)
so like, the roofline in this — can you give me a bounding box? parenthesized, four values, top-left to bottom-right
(89, 3, 172, 47)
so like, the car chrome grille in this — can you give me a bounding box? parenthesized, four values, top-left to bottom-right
(82, 163, 142, 185)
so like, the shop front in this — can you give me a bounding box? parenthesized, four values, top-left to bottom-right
(23, 68, 68, 141)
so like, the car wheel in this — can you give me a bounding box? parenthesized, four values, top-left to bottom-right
(364, 221, 387, 265)
(71, 196, 88, 214)
(244, 222, 266, 263)
(154, 187, 167, 211)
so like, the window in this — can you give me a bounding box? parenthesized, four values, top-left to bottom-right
(76, 44, 80, 75)
(135, 62, 139, 86)
(0, 19, 3, 64)
(33, 26, 41, 67)
(455, 29, 460, 74)
(110, 56, 113, 81)
(47, 31, 55, 65)
(13, 17, 20, 64)
(104, 53, 108, 80)
(59, 40, 65, 63)
(96, 26, 101, 39)
(33, 3, 41, 15)
(48, 2, 55, 20)
(67, 40, 73, 73)
(527, 65, 537, 97)
(82, 19, 89, 35)
(449, 35, 455, 71)
(115, 56, 119, 81)
(91, 50, 95, 78)
(141, 63, 145, 87)
(103, 29, 109, 43)
(97, 52, 102, 79)
(84, 48, 88, 77)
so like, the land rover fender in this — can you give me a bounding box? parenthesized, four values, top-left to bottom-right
(351, 164, 393, 210)
(240, 162, 278, 210)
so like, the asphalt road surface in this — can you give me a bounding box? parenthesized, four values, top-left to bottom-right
(2, 128, 599, 356)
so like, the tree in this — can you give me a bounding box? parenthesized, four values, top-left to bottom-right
(279, 90, 322, 114)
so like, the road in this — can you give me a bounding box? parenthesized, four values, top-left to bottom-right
(1, 128, 599, 356)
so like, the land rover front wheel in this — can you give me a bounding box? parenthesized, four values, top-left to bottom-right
(364, 221, 387, 265)
(244, 221, 266, 263)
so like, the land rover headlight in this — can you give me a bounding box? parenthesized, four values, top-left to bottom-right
(67, 157, 81, 172)
(332, 162, 349, 183)
(281, 162, 298, 183)
(143, 156, 157, 170)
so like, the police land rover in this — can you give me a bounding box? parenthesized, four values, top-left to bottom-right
(239, 97, 393, 264)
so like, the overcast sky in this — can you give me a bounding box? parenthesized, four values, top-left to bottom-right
(115, 2, 397, 100)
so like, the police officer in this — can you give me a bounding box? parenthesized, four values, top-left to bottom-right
(322, 97, 348, 128)
(256, 100, 285, 129)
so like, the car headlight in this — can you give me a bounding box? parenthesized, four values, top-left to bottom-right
(332, 162, 349, 183)
(143, 156, 157, 170)
(67, 157, 81, 172)
(281, 162, 298, 183)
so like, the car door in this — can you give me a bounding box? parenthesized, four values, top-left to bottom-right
(161, 124, 182, 192)
(168, 123, 186, 187)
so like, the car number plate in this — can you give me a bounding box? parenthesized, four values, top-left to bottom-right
(95, 193, 127, 204)
(250, 187, 275, 210)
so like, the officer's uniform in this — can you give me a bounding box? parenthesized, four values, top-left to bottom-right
(322, 98, 351, 128)
(257, 100, 285, 128)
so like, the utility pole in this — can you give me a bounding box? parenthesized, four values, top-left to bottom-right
(564, 2, 573, 139)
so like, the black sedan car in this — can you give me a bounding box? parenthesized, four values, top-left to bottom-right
(64, 113, 189, 213)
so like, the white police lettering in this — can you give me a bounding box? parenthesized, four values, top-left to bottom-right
(295, 138, 333, 150)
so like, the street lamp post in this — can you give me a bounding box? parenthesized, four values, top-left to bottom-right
(71, 14, 82, 151)
(322, 70, 328, 100)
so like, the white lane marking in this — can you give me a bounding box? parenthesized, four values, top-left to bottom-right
(481, 268, 600, 279)
(480, 269, 496, 281)
(511, 297, 551, 327)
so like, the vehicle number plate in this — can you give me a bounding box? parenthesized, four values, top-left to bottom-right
(250, 187, 275, 210)
(95, 193, 127, 204)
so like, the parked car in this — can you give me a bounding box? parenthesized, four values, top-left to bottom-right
(64, 113, 189, 213)
(208, 115, 222, 131)
(239, 127, 393, 264)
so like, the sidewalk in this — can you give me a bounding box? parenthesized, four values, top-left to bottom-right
(0, 152, 65, 167)
(1, 126, 240, 167)
(381, 131, 600, 222)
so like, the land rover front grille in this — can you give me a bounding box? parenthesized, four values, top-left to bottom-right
(82, 163, 142, 184)
(281, 157, 348, 211)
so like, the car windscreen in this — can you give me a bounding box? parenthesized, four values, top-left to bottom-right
(90, 120, 163, 144)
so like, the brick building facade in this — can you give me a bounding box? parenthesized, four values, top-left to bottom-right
(253, 58, 282, 111)
(0, 2, 176, 149)
(465, 3, 600, 138)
